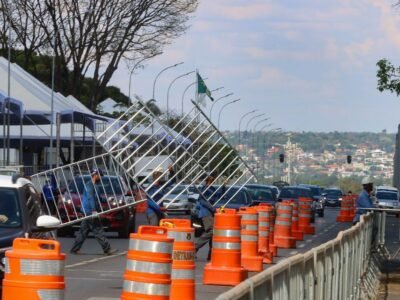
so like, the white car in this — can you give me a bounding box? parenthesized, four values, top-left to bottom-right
(376, 190, 399, 210)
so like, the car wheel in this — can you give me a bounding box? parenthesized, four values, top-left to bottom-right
(119, 215, 136, 239)
(318, 211, 324, 217)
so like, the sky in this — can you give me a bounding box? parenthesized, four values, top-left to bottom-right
(109, 0, 400, 133)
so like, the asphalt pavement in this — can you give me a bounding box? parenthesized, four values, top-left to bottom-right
(59, 207, 351, 300)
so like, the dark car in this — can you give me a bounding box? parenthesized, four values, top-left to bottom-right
(278, 186, 316, 222)
(298, 184, 325, 217)
(323, 188, 343, 207)
(0, 174, 60, 298)
(57, 175, 136, 238)
(245, 184, 277, 206)
(212, 186, 253, 210)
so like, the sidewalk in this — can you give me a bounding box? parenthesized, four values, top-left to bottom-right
(378, 214, 400, 299)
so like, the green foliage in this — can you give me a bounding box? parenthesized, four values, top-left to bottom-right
(376, 59, 400, 96)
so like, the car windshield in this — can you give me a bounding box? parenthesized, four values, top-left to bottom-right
(376, 192, 398, 200)
(279, 188, 311, 199)
(69, 176, 124, 195)
(325, 190, 342, 196)
(217, 188, 248, 205)
(246, 187, 274, 201)
(0, 187, 22, 228)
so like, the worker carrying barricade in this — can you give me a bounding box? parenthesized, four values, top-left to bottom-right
(121, 226, 173, 300)
(203, 208, 247, 286)
(2, 238, 65, 300)
(160, 219, 195, 300)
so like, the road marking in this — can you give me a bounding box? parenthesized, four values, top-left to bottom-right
(289, 251, 298, 255)
(306, 239, 312, 243)
(86, 298, 119, 300)
(297, 244, 305, 248)
(66, 251, 127, 269)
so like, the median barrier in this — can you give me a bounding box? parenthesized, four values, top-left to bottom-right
(160, 219, 195, 300)
(121, 226, 173, 300)
(203, 208, 247, 286)
(2, 238, 65, 300)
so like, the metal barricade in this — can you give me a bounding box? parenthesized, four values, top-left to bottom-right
(94, 97, 257, 210)
(30, 151, 144, 227)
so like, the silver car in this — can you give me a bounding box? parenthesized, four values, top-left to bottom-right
(162, 185, 199, 214)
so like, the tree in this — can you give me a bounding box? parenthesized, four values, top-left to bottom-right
(376, 58, 400, 96)
(0, 0, 198, 111)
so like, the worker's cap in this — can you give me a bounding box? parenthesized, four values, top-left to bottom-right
(153, 166, 164, 174)
(91, 168, 104, 177)
(361, 176, 373, 185)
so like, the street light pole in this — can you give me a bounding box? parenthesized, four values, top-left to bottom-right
(260, 124, 282, 182)
(217, 99, 240, 129)
(244, 113, 265, 159)
(166, 70, 195, 120)
(238, 110, 257, 146)
(209, 93, 234, 120)
(152, 62, 184, 101)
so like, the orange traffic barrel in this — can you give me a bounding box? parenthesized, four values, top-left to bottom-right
(336, 195, 354, 222)
(2, 238, 65, 300)
(290, 200, 304, 241)
(273, 202, 296, 249)
(160, 219, 195, 300)
(268, 206, 278, 257)
(203, 208, 248, 286)
(238, 207, 263, 271)
(121, 226, 173, 300)
(298, 198, 315, 234)
(256, 205, 273, 264)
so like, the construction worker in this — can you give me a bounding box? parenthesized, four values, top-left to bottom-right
(146, 165, 175, 225)
(353, 176, 374, 224)
(194, 172, 219, 261)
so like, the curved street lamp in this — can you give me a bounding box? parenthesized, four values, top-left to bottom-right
(238, 110, 257, 146)
(152, 62, 184, 100)
(218, 98, 240, 129)
(209, 93, 234, 120)
(166, 70, 195, 119)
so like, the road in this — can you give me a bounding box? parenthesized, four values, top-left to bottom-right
(59, 207, 352, 300)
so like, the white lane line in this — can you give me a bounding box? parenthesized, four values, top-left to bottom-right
(66, 277, 121, 281)
(306, 239, 312, 243)
(289, 251, 298, 255)
(297, 244, 305, 248)
(87, 298, 119, 300)
(66, 251, 127, 269)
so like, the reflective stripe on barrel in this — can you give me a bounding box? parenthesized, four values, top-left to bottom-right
(275, 220, 291, 226)
(171, 269, 195, 280)
(213, 229, 241, 237)
(126, 260, 171, 274)
(241, 235, 258, 242)
(123, 281, 170, 296)
(129, 239, 173, 254)
(241, 214, 257, 220)
(20, 259, 64, 276)
(213, 242, 241, 250)
(168, 231, 194, 242)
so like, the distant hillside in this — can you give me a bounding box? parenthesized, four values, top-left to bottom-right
(228, 131, 396, 154)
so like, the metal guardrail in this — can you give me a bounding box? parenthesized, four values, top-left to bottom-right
(216, 213, 376, 300)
